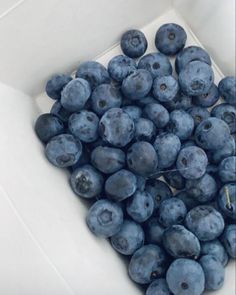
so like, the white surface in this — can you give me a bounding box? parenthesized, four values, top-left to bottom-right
(0, 5, 235, 295)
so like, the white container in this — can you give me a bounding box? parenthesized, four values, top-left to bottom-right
(0, 1, 235, 294)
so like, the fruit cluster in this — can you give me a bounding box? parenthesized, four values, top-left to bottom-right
(35, 23, 236, 295)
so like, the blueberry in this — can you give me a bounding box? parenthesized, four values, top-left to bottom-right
(146, 179, 173, 212)
(143, 103, 170, 128)
(126, 190, 154, 223)
(187, 106, 210, 128)
(185, 205, 225, 241)
(45, 134, 82, 167)
(211, 103, 236, 133)
(158, 198, 187, 227)
(61, 78, 91, 112)
(35, 113, 65, 143)
(108, 55, 136, 82)
(70, 146, 90, 171)
(105, 169, 137, 201)
(121, 69, 153, 99)
(86, 199, 123, 238)
(195, 117, 231, 150)
(221, 224, 236, 258)
(75, 61, 110, 89)
(155, 23, 187, 56)
(201, 240, 229, 266)
(111, 220, 144, 255)
(134, 118, 156, 141)
(50, 101, 72, 123)
(217, 183, 236, 220)
(199, 255, 225, 290)
(135, 95, 156, 107)
(186, 173, 217, 203)
(91, 146, 125, 174)
(175, 190, 199, 210)
(163, 225, 200, 259)
(218, 76, 236, 105)
(146, 278, 172, 295)
(218, 156, 236, 183)
(127, 141, 158, 177)
(177, 146, 208, 179)
(166, 258, 205, 295)
(70, 164, 103, 198)
(181, 140, 196, 149)
(163, 167, 186, 190)
(129, 244, 168, 284)
(154, 133, 181, 169)
(145, 217, 165, 245)
(164, 92, 192, 111)
(175, 45, 211, 74)
(193, 84, 220, 107)
(136, 175, 146, 192)
(99, 108, 135, 147)
(179, 60, 214, 96)
(153, 75, 179, 102)
(45, 74, 72, 100)
(121, 29, 147, 58)
(68, 111, 99, 143)
(91, 84, 122, 115)
(122, 105, 142, 122)
(138, 52, 172, 78)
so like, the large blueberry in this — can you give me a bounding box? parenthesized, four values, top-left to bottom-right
(45, 74, 72, 100)
(193, 84, 220, 107)
(153, 75, 179, 102)
(164, 91, 192, 111)
(134, 118, 156, 142)
(143, 103, 170, 128)
(163, 167, 186, 190)
(218, 156, 236, 183)
(145, 217, 165, 245)
(218, 76, 236, 105)
(187, 106, 210, 128)
(217, 183, 236, 220)
(121, 29, 147, 58)
(221, 224, 236, 258)
(146, 279, 171, 295)
(201, 240, 228, 266)
(108, 55, 136, 82)
(122, 105, 142, 122)
(50, 101, 72, 123)
(211, 103, 236, 133)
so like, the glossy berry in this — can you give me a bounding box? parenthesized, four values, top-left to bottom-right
(187, 106, 210, 128)
(164, 91, 192, 111)
(218, 156, 236, 183)
(221, 224, 236, 258)
(50, 101, 71, 123)
(45, 74, 72, 100)
(153, 75, 179, 102)
(143, 103, 170, 128)
(211, 103, 236, 133)
(121, 29, 147, 58)
(146, 278, 172, 295)
(108, 55, 136, 82)
(134, 118, 156, 142)
(218, 76, 236, 105)
(145, 218, 165, 245)
(122, 105, 142, 122)
(194, 84, 220, 107)
(201, 240, 228, 266)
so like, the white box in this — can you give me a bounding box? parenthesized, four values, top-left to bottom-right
(0, 1, 235, 295)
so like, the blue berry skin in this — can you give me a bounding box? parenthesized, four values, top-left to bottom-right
(163, 167, 186, 190)
(201, 240, 229, 266)
(153, 76, 179, 102)
(99, 108, 135, 147)
(138, 53, 172, 78)
(45, 74, 72, 100)
(136, 175, 146, 192)
(105, 169, 137, 202)
(218, 156, 236, 183)
(143, 103, 170, 128)
(154, 133, 181, 169)
(195, 117, 231, 150)
(129, 244, 169, 284)
(127, 141, 158, 177)
(185, 205, 225, 241)
(167, 110, 194, 140)
(175, 45, 211, 74)
(164, 92, 192, 111)
(86, 199, 123, 238)
(35, 113, 65, 143)
(111, 220, 144, 255)
(181, 140, 196, 149)
(50, 101, 71, 123)
(91, 84, 122, 116)
(177, 146, 208, 179)
(187, 106, 210, 128)
(211, 103, 236, 133)
(146, 278, 172, 295)
(186, 173, 217, 203)
(194, 84, 220, 108)
(163, 225, 201, 259)
(121, 69, 153, 100)
(175, 191, 199, 211)
(75, 61, 110, 90)
(145, 218, 165, 245)
(146, 179, 173, 212)
(126, 190, 154, 223)
(61, 78, 91, 112)
(221, 224, 236, 258)
(108, 55, 136, 82)
(166, 258, 205, 295)
(70, 147, 90, 172)
(155, 23, 187, 56)
(121, 29, 147, 58)
(158, 198, 187, 228)
(70, 164, 103, 198)
(91, 146, 125, 174)
(179, 61, 214, 96)
(68, 111, 99, 143)
(199, 255, 225, 291)
(218, 76, 236, 105)
(45, 134, 82, 168)
(136, 95, 156, 107)
(217, 183, 236, 220)
(122, 105, 142, 122)
(134, 118, 156, 141)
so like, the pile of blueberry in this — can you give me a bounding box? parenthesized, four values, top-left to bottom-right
(35, 23, 236, 295)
